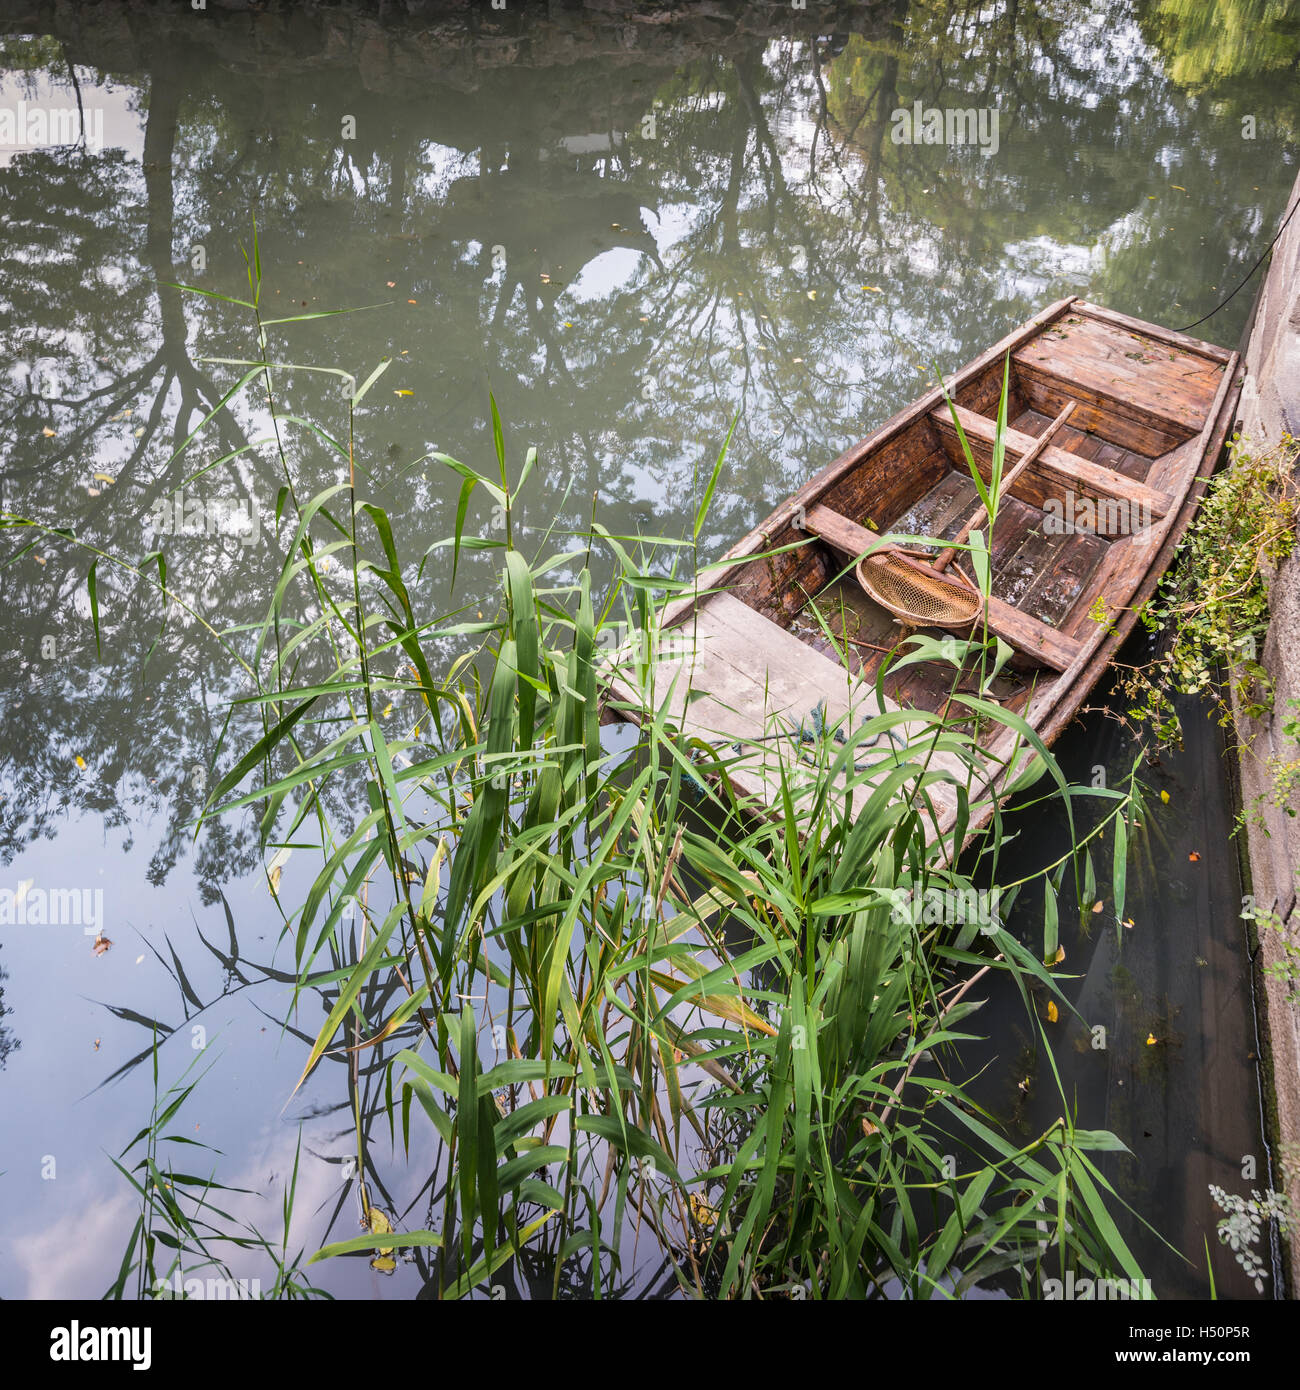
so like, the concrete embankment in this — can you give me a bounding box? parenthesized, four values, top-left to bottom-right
(1234, 167, 1300, 1294)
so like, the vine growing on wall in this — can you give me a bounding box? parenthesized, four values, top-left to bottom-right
(1120, 432, 1300, 788)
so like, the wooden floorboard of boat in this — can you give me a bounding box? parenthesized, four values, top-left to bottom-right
(1022, 528, 1109, 628)
(801, 504, 1083, 672)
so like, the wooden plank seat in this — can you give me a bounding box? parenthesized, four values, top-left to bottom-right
(799, 504, 1083, 673)
(930, 404, 1174, 527)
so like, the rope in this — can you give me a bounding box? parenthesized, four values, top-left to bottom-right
(1176, 192, 1300, 333)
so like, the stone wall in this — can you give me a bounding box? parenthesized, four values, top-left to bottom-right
(1235, 166, 1300, 1293)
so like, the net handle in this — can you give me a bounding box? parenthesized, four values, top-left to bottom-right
(932, 400, 1077, 572)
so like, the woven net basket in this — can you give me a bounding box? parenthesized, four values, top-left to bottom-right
(856, 554, 982, 627)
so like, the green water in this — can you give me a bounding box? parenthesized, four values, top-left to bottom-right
(0, 0, 1296, 1298)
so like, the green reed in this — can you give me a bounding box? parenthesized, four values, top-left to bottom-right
(4, 227, 1155, 1299)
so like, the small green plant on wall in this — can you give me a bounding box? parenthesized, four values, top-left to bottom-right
(1208, 1183, 1292, 1294)
(1121, 432, 1300, 791)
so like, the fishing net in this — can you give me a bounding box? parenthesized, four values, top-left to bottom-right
(856, 554, 982, 627)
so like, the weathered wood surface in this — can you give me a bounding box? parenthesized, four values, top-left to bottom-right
(657, 296, 1080, 630)
(801, 504, 1082, 672)
(932, 404, 1175, 522)
(1013, 311, 1224, 457)
(1073, 301, 1234, 365)
(602, 591, 962, 818)
(932, 401, 1077, 571)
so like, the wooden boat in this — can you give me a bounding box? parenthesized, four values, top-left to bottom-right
(601, 298, 1242, 841)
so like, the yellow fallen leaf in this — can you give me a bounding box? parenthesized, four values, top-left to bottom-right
(42, 427, 56, 437)
(75, 755, 86, 769)
(92, 933, 112, 957)
(134, 427, 144, 438)
(861, 285, 883, 293)
(1171, 184, 1185, 191)
(1046, 1000, 1059, 1023)
(806, 289, 817, 300)
(689, 1192, 717, 1228)
(1160, 789, 1170, 804)
(382, 702, 393, 717)
(368, 1207, 396, 1274)
(1050, 945, 1066, 965)
(393, 389, 413, 397)
(1123, 917, 1135, 930)
(93, 472, 115, 484)
(268, 864, 282, 896)
(1091, 900, 1104, 913)
(1146, 1033, 1158, 1046)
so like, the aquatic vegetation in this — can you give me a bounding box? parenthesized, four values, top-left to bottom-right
(1122, 432, 1300, 748)
(106, 1034, 326, 1301)
(1208, 1183, 1291, 1293)
(4, 232, 1155, 1300)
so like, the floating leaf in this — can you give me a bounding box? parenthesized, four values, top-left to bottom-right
(367, 1207, 397, 1274)
(1160, 789, 1170, 804)
(689, 1192, 717, 1229)
(1046, 1000, 1059, 1023)
(92, 934, 112, 957)
(393, 390, 413, 397)
(75, 755, 86, 770)
(42, 427, 56, 437)
(1188, 851, 1201, 862)
(1146, 1033, 1158, 1046)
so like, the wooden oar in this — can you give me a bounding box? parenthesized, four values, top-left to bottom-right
(931, 401, 1076, 573)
